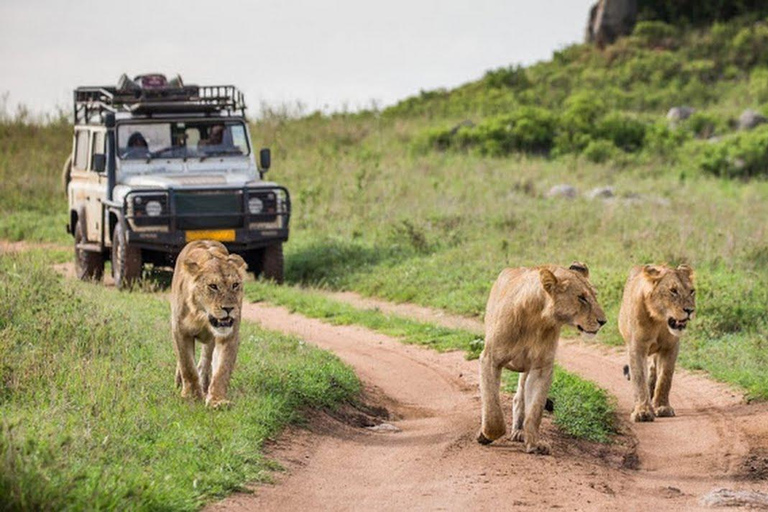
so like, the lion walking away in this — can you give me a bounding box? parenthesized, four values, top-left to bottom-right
(619, 264, 695, 422)
(170, 240, 247, 408)
(477, 262, 607, 455)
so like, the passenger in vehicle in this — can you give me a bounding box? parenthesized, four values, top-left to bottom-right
(123, 132, 150, 158)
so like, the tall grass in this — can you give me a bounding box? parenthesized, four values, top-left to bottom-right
(0, 253, 359, 510)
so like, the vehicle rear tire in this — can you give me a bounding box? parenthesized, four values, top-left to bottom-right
(112, 223, 142, 290)
(261, 243, 284, 284)
(74, 218, 104, 282)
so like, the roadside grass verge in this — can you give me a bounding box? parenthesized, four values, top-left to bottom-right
(0, 253, 359, 511)
(246, 281, 618, 443)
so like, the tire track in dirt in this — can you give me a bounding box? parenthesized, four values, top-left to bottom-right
(315, 292, 767, 501)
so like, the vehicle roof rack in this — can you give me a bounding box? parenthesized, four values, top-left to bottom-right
(73, 74, 247, 125)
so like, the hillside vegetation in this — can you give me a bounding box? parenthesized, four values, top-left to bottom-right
(1, 14, 766, 405)
(248, 15, 768, 399)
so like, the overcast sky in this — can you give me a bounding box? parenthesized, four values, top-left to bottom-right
(0, 0, 594, 118)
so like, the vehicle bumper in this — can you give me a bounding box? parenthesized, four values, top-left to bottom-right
(127, 227, 289, 253)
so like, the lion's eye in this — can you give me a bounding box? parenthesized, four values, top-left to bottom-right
(690, 289, 696, 296)
(208, 283, 219, 292)
(232, 282, 240, 291)
(578, 295, 588, 305)
(670, 288, 678, 296)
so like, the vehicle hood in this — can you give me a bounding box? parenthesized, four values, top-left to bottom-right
(121, 173, 252, 188)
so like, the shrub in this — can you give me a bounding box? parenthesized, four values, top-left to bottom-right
(682, 111, 728, 138)
(595, 112, 648, 151)
(749, 67, 768, 103)
(632, 20, 679, 48)
(582, 139, 619, 163)
(483, 65, 530, 90)
(698, 125, 768, 178)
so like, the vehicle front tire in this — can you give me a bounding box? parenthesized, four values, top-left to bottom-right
(74, 218, 104, 282)
(112, 223, 142, 290)
(261, 243, 284, 284)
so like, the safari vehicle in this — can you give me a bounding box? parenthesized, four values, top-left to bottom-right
(64, 73, 290, 288)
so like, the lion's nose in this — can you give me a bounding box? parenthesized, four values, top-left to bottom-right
(222, 306, 234, 316)
(598, 319, 607, 327)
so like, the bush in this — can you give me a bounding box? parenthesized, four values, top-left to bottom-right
(749, 67, 768, 103)
(595, 112, 648, 151)
(698, 125, 768, 178)
(682, 110, 728, 138)
(632, 20, 679, 48)
(483, 65, 530, 90)
(582, 139, 619, 163)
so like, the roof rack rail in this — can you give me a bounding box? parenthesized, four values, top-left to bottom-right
(73, 74, 247, 124)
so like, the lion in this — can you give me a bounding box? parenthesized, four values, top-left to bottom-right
(619, 264, 695, 422)
(170, 240, 247, 408)
(477, 262, 607, 454)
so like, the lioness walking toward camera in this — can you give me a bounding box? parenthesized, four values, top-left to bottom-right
(171, 240, 247, 408)
(619, 264, 695, 422)
(477, 262, 606, 454)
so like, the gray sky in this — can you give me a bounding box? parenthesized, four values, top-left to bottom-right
(0, 0, 594, 117)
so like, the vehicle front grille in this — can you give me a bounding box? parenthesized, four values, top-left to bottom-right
(175, 191, 243, 229)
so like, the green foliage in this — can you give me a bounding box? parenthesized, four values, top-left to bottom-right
(632, 20, 679, 48)
(749, 67, 768, 102)
(697, 125, 768, 177)
(482, 65, 531, 90)
(0, 254, 359, 510)
(582, 139, 619, 163)
(637, 0, 768, 27)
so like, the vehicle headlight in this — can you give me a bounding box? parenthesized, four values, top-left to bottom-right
(145, 200, 163, 217)
(248, 197, 264, 214)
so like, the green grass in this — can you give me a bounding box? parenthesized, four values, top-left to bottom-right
(246, 281, 618, 442)
(0, 253, 359, 511)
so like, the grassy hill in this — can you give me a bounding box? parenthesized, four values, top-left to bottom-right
(1, 14, 767, 400)
(247, 15, 768, 398)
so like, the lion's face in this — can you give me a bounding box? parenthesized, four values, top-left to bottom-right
(541, 262, 607, 339)
(187, 251, 246, 338)
(644, 264, 696, 336)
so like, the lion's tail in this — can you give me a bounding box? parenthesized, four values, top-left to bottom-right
(623, 365, 630, 381)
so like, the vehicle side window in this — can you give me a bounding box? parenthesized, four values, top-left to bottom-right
(90, 132, 105, 171)
(74, 130, 90, 170)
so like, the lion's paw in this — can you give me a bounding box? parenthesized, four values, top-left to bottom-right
(510, 429, 525, 443)
(525, 440, 551, 455)
(654, 405, 676, 417)
(181, 386, 204, 401)
(206, 397, 232, 409)
(630, 405, 655, 422)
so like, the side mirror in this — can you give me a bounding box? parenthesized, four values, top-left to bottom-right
(259, 148, 271, 172)
(92, 153, 106, 173)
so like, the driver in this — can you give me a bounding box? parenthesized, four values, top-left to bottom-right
(200, 124, 225, 147)
(123, 132, 149, 158)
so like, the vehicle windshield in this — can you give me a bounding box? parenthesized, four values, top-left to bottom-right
(117, 120, 250, 160)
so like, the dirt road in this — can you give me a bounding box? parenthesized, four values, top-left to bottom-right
(42, 258, 768, 509)
(208, 295, 768, 511)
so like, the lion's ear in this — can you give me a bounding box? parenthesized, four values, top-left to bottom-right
(228, 254, 247, 271)
(569, 261, 589, 278)
(540, 268, 558, 295)
(642, 265, 663, 282)
(676, 264, 694, 281)
(183, 260, 200, 274)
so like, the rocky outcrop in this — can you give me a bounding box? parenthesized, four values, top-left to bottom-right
(667, 107, 695, 123)
(586, 0, 638, 47)
(738, 109, 768, 130)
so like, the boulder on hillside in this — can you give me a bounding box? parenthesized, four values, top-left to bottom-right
(666, 107, 695, 123)
(738, 109, 767, 130)
(586, 0, 638, 47)
(547, 184, 578, 199)
(587, 186, 615, 200)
